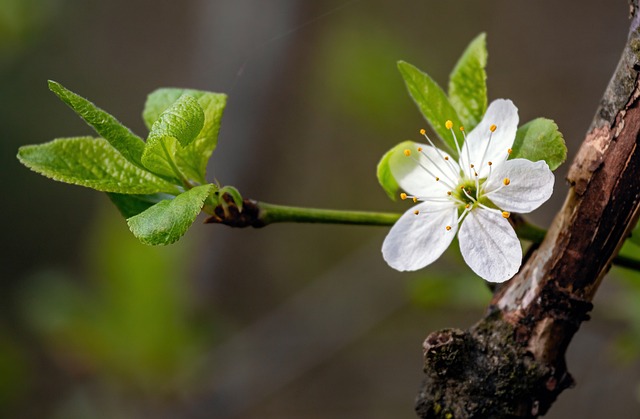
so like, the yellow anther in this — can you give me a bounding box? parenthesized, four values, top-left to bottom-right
(400, 193, 408, 200)
(414, 210, 420, 215)
(412, 197, 418, 203)
(470, 164, 474, 168)
(459, 126, 465, 132)
(404, 149, 411, 157)
(460, 185, 465, 190)
(507, 148, 513, 155)
(445, 225, 452, 231)
(445, 120, 453, 130)
(465, 204, 470, 209)
(417, 147, 423, 152)
(444, 156, 449, 161)
(488, 161, 493, 166)
(490, 124, 497, 132)
(502, 211, 511, 219)
(447, 191, 452, 196)
(503, 178, 511, 186)
(435, 177, 440, 181)
(420, 128, 426, 135)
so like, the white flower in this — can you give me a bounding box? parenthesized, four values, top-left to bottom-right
(382, 99, 554, 283)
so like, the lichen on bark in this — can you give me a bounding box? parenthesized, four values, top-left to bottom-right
(416, 310, 567, 419)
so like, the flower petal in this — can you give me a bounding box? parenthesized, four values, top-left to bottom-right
(458, 208, 522, 283)
(460, 99, 519, 178)
(483, 159, 554, 213)
(389, 142, 461, 198)
(382, 201, 458, 271)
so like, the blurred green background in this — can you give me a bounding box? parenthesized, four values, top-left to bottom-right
(2, 0, 639, 418)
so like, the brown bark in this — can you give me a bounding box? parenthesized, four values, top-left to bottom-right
(415, 2, 640, 418)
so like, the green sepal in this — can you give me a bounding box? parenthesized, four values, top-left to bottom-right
(107, 192, 176, 219)
(17, 137, 180, 194)
(397, 61, 462, 155)
(127, 184, 215, 245)
(448, 33, 488, 131)
(510, 118, 567, 171)
(48, 81, 145, 167)
(377, 140, 416, 201)
(143, 88, 227, 183)
(218, 185, 243, 211)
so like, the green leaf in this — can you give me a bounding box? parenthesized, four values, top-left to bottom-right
(107, 192, 175, 219)
(448, 33, 487, 131)
(377, 140, 415, 200)
(48, 80, 145, 167)
(510, 118, 567, 171)
(148, 95, 204, 148)
(144, 88, 227, 183)
(141, 95, 206, 180)
(127, 184, 214, 245)
(397, 61, 462, 155)
(142, 135, 180, 181)
(17, 137, 180, 194)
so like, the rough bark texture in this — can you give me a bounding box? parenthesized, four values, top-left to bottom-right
(415, 2, 640, 418)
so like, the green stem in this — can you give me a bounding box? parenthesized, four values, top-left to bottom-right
(258, 202, 400, 226)
(613, 254, 640, 271)
(252, 201, 640, 271)
(512, 220, 547, 244)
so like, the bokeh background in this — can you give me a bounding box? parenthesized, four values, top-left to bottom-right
(2, 0, 640, 418)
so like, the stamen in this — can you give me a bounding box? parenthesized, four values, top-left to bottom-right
(417, 147, 423, 152)
(478, 203, 509, 218)
(474, 171, 480, 199)
(447, 191, 452, 196)
(446, 120, 464, 172)
(470, 164, 475, 168)
(420, 128, 426, 135)
(460, 128, 473, 179)
(462, 188, 477, 203)
(445, 225, 452, 231)
(415, 148, 459, 188)
(456, 205, 472, 224)
(405, 152, 457, 190)
(459, 126, 464, 132)
(412, 197, 418, 203)
(400, 193, 408, 200)
(503, 178, 511, 186)
(419, 129, 461, 181)
(414, 210, 420, 215)
(435, 177, 440, 181)
(404, 149, 411, 157)
(478, 127, 494, 171)
(508, 148, 513, 155)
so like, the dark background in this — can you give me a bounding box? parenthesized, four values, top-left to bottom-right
(2, 1, 639, 417)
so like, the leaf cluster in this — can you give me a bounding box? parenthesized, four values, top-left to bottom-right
(17, 81, 229, 245)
